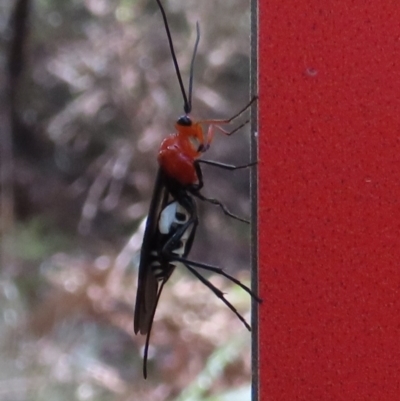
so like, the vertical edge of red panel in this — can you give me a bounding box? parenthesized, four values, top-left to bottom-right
(250, 0, 259, 400)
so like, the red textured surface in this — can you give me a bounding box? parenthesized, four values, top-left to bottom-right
(258, 1, 400, 400)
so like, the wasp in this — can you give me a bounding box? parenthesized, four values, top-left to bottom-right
(134, 0, 260, 378)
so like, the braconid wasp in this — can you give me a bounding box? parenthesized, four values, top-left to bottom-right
(134, 0, 260, 378)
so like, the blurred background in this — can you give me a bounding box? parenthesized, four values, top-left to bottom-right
(0, 0, 254, 400)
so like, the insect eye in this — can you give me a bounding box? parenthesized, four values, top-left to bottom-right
(177, 115, 192, 126)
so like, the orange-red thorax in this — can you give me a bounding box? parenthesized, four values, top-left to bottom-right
(158, 121, 205, 186)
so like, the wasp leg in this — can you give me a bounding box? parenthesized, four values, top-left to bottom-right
(183, 262, 252, 331)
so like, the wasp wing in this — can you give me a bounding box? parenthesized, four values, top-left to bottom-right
(134, 169, 169, 335)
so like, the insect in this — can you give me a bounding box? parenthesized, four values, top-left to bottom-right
(134, 0, 260, 378)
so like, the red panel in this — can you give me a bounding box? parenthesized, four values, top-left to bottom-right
(258, 1, 400, 400)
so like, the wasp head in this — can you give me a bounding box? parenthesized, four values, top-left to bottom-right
(176, 115, 192, 127)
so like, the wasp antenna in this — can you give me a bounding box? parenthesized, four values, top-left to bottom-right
(156, 0, 190, 114)
(187, 22, 200, 114)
